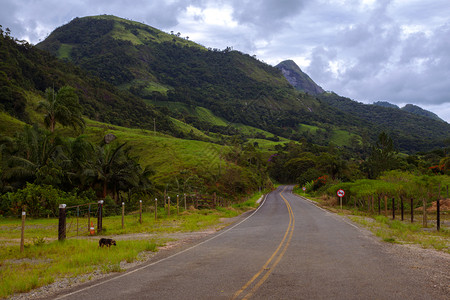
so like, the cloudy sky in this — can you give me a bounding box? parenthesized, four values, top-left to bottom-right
(2, 0, 450, 122)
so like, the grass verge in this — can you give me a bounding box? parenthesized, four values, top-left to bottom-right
(0, 192, 264, 298)
(293, 190, 449, 253)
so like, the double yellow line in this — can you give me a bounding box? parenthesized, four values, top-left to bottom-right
(232, 189, 295, 299)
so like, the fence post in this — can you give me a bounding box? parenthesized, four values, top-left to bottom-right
(97, 200, 103, 234)
(87, 204, 91, 233)
(410, 198, 414, 223)
(177, 194, 179, 215)
(384, 196, 387, 217)
(392, 197, 395, 220)
(20, 211, 26, 252)
(122, 202, 125, 229)
(437, 184, 441, 232)
(378, 196, 381, 215)
(168, 197, 171, 216)
(155, 198, 158, 220)
(184, 194, 187, 210)
(139, 200, 142, 224)
(58, 204, 66, 241)
(422, 197, 427, 228)
(76, 206, 79, 237)
(400, 195, 404, 221)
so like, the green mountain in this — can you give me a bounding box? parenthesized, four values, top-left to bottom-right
(401, 104, 444, 122)
(275, 60, 324, 95)
(20, 15, 450, 152)
(373, 101, 399, 109)
(0, 28, 174, 134)
(318, 92, 450, 151)
(373, 101, 444, 122)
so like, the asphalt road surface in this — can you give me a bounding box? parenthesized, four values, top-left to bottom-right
(53, 186, 447, 299)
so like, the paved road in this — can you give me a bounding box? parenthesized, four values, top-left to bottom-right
(53, 186, 447, 299)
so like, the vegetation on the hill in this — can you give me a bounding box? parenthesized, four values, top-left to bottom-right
(0, 27, 175, 134)
(319, 92, 450, 152)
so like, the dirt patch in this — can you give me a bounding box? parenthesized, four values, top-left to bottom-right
(417, 199, 450, 212)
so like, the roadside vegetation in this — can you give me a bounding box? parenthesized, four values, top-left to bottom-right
(0, 191, 263, 298)
(293, 171, 450, 253)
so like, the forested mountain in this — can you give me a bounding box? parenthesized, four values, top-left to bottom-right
(0, 27, 174, 133)
(373, 101, 444, 122)
(401, 104, 444, 122)
(10, 14, 449, 152)
(318, 92, 450, 151)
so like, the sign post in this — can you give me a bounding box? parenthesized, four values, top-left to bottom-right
(302, 186, 306, 196)
(337, 189, 345, 209)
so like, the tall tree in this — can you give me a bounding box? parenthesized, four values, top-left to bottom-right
(38, 86, 85, 133)
(364, 132, 398, 179)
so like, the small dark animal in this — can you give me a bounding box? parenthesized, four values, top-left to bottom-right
(99, 238, 117, 248)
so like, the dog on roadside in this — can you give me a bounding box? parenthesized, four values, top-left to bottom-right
(99, 238, 117, 248)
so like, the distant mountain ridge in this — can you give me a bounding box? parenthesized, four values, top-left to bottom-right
(373, 101, 444, 122)
(275, 60, 324, 95)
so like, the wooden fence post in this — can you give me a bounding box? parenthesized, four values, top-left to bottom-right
(76, 206, 79, 237)
(184, 194, 187, 210)
(378, 196, 381, 215)
(20, 211, 26, 252)
(155, 198, 158, 220)
(410, 198, 414, 223)
(168, 197, 171, 216)
(400, 195, 404, 221)
(97, 200, 103, 234)
(87, 204, 91, 233)
(384, 196, 388, 217)
(122, 202, 125, 229)
(422, 197, 427, 228)
(58, 204, 66, 241)
(437, 184, 441, 232)
(392, 197, 395, 220)
(139, 200, 142, 224)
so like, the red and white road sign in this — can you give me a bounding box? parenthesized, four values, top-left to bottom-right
(337, 189, 345, 197)
(302, 187, 306, 191)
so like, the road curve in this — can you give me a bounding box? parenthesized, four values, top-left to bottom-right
(52, 186, 448, 299)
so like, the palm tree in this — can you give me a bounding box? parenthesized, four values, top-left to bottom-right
(2, 125, 64, 189)
(38, 86, 85, 133)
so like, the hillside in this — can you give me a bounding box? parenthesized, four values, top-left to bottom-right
(37, 15, 367, 142)
(373, 101, 444, 122)
(401, 104, 444, 122)
(275, 60, 324, 95)
(319, 92, 450, 151)
(0, 30, 175, 134)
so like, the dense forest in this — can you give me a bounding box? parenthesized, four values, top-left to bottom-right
(0, 26, 175, 133)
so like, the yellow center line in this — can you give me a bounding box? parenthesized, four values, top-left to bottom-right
(232, 188, 295, 300)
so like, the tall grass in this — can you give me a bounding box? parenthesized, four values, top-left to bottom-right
(0, 239, 158, 298)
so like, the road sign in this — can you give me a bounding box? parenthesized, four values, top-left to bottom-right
(337, 189, 345, 197)
(302, 187, 306, 191)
